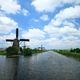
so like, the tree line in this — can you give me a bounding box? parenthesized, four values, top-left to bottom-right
(70, 48, 80, 53)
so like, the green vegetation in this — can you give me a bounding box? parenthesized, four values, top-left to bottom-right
(0, 49, 6, 55)
(6, 46, 19, 56)
(70, 48, 80, 53)
(53, 48, 80, 60)
(32, 48, 46, 53)
(0, 47, 46, 56)
(23, 48, 33, 56)
(23, 48, 46, 56)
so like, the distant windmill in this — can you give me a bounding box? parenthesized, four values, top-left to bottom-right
(38, 45, 45, 51)
(6, 28, 30, 52)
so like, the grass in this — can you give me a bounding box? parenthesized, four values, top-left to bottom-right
(53, 50, 80, 60)
(0, 50, 6, 55)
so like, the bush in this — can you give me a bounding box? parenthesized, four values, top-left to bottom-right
(0, 50, 6, 55)
(23, 48, 33, 56)
(32, 49, 44, 53)
(6, 46, 19, 56)
(70, 48, 80, 53)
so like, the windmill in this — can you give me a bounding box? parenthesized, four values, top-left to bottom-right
(6, 28, 30, 53)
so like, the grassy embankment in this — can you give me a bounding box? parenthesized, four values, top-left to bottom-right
(53, 48, 80, 60)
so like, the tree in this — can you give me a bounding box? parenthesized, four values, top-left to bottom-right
(23, 48, 33, 56)
(6, 46, 19, 56)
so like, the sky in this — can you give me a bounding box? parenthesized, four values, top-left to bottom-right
(0, 0, 80, 49)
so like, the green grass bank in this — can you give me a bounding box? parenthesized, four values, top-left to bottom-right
(53, 48, 80, 60)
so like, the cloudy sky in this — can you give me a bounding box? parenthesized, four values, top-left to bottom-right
(0, 0, 80, 49)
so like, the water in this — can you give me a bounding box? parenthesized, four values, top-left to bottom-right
(0, 51, 80, 80)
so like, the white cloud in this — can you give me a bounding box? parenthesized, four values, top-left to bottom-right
(55, 5, 80, 21)
(22, 28, 46, 48)
(0, 0, 21, 14)
(31, 0, 80, 12)
(60, 26, 79, 34)
(21, 23, 80, 49)
(50, 5, 80, 27)
(0, 0, 30, 16)
(25, 39, 42, 49)
(44, 5, 80, 40)
(31, 0, 60, 12)
(42, 5, 80, 49)
(63, 0, 80, 4)
(22, 28, 45, 40)
(0, 33, 15, 40)
(0, 0, 80, 49)
(43, 38, 63, 49)
(43, 18, 80, 49)
(33, 19, 39, 22)
(44, 23, 80, 38)
(42, 34, 80, 49)
(63, 21, 75, 27)
(21, 9, 29, 16)
(0, 15, 18, 33)
(0, 33, 16, 48)
(40, 14, 49, 21)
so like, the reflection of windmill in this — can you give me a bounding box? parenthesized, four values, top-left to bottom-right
(6, 28, 30, 52)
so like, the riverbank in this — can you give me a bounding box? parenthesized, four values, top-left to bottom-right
(53, 50, 80, 60)
(0, 49, 46, 56)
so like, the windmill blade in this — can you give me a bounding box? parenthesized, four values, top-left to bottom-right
(16, 28, 18, 39)
(6, 39, 14, 42)
(20, 39, 30, 41)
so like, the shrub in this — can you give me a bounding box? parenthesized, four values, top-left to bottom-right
(6, 46, 19, 56)
(23, 48, 33, 56)
(70, 48, 80, 53)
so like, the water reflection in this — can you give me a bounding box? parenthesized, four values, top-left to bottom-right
(0, 52, 80, 80)
(0, 56, 19, 80)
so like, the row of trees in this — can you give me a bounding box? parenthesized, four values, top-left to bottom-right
(70, 48, 80, 53)
(6, 46, 44, 56)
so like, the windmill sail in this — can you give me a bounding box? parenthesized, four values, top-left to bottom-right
(16, 28, 18, 39)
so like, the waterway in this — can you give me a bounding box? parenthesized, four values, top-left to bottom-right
(0, 51, 80, 80)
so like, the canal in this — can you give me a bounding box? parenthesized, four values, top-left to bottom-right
(0, 51, 80, 80)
